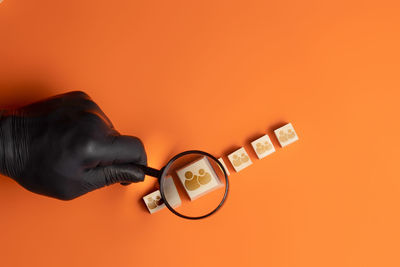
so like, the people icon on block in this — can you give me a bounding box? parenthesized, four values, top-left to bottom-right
(228, 147, 253, 172)
(176, 157, 222, 200)
(184, 171, 200, 191)
(255, 141, 273, 154)
(184, 168, 212, 191)
(251, 134, 275, 159)
(232, 153, 250, 167)
(146, 195, 164, 210)
(198, 168, 211, 185)
(278, 129, 296, 143)
(274, 123, 299, 147)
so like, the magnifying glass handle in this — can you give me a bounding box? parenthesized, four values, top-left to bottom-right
(135, 164, 163, 179)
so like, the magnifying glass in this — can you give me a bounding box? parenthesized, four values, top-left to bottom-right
(138, 150, 229, 220)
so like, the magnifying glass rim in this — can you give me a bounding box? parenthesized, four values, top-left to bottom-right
(159, 150, 229, 220)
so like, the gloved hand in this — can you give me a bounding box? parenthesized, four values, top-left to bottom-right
(0, 91, 147, 200)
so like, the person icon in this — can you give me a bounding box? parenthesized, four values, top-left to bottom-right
(287, 129, 296, 139)
(264, 141, 272, 151)
(197, 168, 211, 185)
(184, 171, 201, 191)
(155, 195, 164, 206)
(256, 142, 267, 154)
(240, 153, 249, 163)
(147, 197, 158, 209)
(146, 195, 164, 210)
(232, 154, 242, 167)
(278, 130, 288, 142)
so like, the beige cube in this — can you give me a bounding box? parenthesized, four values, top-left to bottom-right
(227, 147, 253, 172)
(143, 176, 181, 214)
(274, 123, 299, 147)
(143, 190, 165, 214)
(251, 134, 275, 159)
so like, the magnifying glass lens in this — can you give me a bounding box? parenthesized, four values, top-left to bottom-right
(160, 153, 228, 219)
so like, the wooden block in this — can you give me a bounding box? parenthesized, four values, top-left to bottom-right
(227, 147, 253, 172)
(176, 156, 222, 200)
(251, 134, 275, 159)
(143, 176, 181, 214)
(218, 157, 230, 176)
(143, 190, 164, 214)
(274, 123, 299, 147)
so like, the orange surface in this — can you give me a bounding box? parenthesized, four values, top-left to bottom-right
(1, 0, 400, 266)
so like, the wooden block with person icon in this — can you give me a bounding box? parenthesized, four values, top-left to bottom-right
(274, 123, 299, 147)
(227, 147, 253, 172)
(143, 176, 181, 214)
(176, 156, 222, 200)
(251, 134, 275, 159)
(143, 190, 165, 214)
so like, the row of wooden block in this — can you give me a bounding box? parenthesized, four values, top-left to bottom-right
(220, 122, 299, 174)
(143, 122, 299, 214)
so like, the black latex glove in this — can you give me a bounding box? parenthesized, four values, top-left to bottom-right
(0, 91, 147, 200)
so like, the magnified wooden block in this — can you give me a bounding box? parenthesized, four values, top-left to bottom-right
(227, 147, 253, 172)
(176, 156, 221, 201)
(143, 176, 181, 214)
(251, 134, 275, 159)
(274, 123, 299, 147)
(218, 157, 230, 176)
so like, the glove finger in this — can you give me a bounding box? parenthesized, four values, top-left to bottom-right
(20, 91, 115, 128)
(86, 164, 145, 188)
(62, 91, 114, 128)
(87, 135, 147, 166)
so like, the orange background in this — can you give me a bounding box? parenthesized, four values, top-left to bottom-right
(1, 0, 400, 266)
